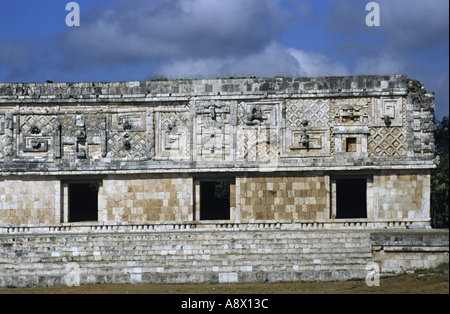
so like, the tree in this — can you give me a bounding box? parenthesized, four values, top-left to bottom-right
(431, 116, 449, 228)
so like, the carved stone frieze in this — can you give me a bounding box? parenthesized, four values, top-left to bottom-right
(0, 114, 5, 135)
(3, 113, 14, 157)
(0, 76, 437, 170)
(238, 102, 277, 126)
(333, 99, 369, 124)
(369, 127, 407, 157)
(107, 111, 148, 159)
(107, 130, 148, 159)
(17, 115, 58, 158)
(60, 113, 106, 159)
(195, 101, 233, 161)
(236, 102, 279, 163)
(286, 99, 330, 127)
(237, 126, 279, 161)
(154, 104, 190, 161)
(372, 97, 403, 127)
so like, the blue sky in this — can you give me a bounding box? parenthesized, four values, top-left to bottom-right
(0, 0, 448, 118)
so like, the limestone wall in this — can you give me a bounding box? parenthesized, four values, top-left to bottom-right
(374, 170, 430, 222)
(0, 230, 374, 287)
(0, 177, 60, 225)
(237, 173, 328, 221)
(0, 171, 432, 227)
(371, 232, 449, 273)
(0, 75, 437, 228)
(0, 229, 447, 288)
(103, 175, 193, 223)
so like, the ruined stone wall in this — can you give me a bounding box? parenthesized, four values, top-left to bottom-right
(371, 232, 449, 273)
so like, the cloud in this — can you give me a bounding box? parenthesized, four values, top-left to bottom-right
(379, 0, 449, 50)
(55, 0, 292, 68)
(326, 0, 449, 52)
(153, 41, 301, 78)
(0, 41, 35, 81)
(288, 48, 351, 77)
(0, 41, 33, 64)
(153, 42, 351, 79)
(353, 51, 407, 75)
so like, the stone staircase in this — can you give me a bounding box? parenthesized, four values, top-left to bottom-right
(0, 229, 374, 288)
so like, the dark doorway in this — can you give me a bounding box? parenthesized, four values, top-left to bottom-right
(336, 178, 367, 219)
(68, 183, 99, 222)
(200, 181, 230, 220)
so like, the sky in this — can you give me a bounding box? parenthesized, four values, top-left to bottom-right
(0, 0, 448, 119)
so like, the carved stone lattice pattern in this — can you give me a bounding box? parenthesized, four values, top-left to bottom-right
(237, 128, 278, 161)
(368, 127, 407, 157)
(161, 111, 189, 131)
(156, 110, 191, 158)
(0, 133, 5, 158)
(20, 115, 58, 134)
(330, 127, 335, 157)
(286, 99, 330, 127)
(107, 131, 147, 158)
(0, 115, 4, 158)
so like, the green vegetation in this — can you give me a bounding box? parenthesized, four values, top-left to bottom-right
(431, 116, 449, 228)
(214, 181, 230, 200)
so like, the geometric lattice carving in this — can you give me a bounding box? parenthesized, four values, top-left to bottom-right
(330, 127, 335, 157)
(0, 133, 5, 158)
(19, 115, 58, 156)
(368, 127, 407, 157)
(20, 115, 58, 134)
(106, 111, 147, 159)
(286, 99, 330, 127)
(236, 127, 278, 161)
(155, 110, 190, 159)
(0, 115, 5, 158)
(107, 131, 148, 158)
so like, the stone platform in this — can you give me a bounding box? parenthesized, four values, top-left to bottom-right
(0, 227, 447, 288)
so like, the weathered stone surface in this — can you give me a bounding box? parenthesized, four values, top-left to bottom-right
(0, 75, 438, 231)
(0, 229, 446, 288)
(0, 75, 436, 173)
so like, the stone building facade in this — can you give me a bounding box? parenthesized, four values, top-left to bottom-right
(0, 75, 438, 230)
(1, 75, 448, 288)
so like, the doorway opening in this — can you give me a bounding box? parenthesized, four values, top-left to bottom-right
(200, 181, 230, 220)
(336, 178, 367, 219)
(68, 183, 99, 222)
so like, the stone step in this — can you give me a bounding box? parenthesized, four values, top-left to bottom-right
(0, 230, 377, 288)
